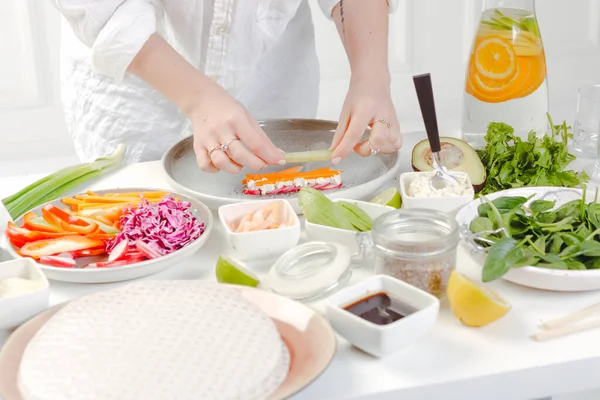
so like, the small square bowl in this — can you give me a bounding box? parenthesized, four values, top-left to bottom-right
(325, 274, 439, 358)
(304, 199, 394, 255)
(218, 199, 301, 262)
(399, 171, 475, 216)
(0, 258, 50, 330)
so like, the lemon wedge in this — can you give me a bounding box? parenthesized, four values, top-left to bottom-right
(447, 270, 511, 327)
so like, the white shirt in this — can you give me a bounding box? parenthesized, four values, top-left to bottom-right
(53, 0, 397, 163)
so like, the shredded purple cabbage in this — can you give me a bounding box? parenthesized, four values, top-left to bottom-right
(107, 196, 205, 256)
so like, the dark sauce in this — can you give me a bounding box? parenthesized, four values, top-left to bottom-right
(343, 292, 414, 325)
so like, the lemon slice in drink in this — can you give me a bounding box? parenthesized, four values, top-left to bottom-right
(369, 187, 402, 209)
(446, 270, 511, 327)
(215, 255, 260, 288)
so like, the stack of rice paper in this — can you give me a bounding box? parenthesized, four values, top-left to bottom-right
(18, 281, 290, 400)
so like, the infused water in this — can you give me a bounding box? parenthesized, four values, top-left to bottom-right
(461, 6, 549, 149)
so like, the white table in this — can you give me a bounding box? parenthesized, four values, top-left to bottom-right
(2, 132, 600, 400)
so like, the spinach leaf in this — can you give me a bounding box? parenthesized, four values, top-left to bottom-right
(482, 237, 524, 282)
(567, 261, 587, 270)
(529, 199, 555, 213)
(581, 241, 600, 257)
(469, 217, 494, 234)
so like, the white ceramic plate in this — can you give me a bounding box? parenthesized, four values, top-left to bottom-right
(456, 187, 600, 292)
(0, 285, 336, 400)
(161, 119, 402, 213)
(3, 188, 213, 284)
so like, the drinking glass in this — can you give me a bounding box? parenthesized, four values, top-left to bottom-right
(572, 84, 600, 159)
(461, 0, 549, 149)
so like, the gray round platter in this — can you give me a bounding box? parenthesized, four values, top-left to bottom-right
(161, 119, 401, 213)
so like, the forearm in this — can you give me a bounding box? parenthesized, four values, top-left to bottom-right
(332, 0, 391, 82)
(127, 33, 215, 117)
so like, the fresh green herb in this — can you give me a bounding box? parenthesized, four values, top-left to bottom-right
(477, 114, 589, 195)
(471, 188, 600, 282)
(2, 144, 126, 220)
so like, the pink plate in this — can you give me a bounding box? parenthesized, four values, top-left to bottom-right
(0, 285, 337, 400)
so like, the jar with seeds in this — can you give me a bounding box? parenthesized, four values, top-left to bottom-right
(371, 208, 459, 298)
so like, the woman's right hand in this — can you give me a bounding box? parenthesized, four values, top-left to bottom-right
(187, 82, 285, 174)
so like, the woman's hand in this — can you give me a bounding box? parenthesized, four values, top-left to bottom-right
(127, 34, 284, 174)
(330, 75, 402, 163)
(187, 82, 285, 174)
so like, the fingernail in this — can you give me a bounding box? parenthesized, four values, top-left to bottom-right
(277, 148, 286, 154)
(331, 157, 341, 165)
(278, 159, 286, 165)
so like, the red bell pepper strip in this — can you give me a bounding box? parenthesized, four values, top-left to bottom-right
(19, 235, 105, 259)
(23, 212, 63, 233)
(39, 256, 77, 268)
(5, 222, 77, 247)
(42, 205, 98, 234)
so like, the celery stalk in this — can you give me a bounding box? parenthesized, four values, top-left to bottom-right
(3, 144, 126, 220)
(284, 150, 333, 163)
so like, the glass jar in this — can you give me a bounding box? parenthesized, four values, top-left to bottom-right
(371, 209, 459, 298)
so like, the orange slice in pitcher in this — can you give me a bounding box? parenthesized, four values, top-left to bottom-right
(474, 36, 517, 80)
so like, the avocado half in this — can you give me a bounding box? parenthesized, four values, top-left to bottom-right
(411, 137, 487, 193)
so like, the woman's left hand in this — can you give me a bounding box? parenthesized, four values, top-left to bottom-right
(330, 75, 402, 164)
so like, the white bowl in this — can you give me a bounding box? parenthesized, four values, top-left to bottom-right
(0, 258, 50, 330)
(5, 188, 214, 284)
(304, 199, 394, 256)
(456, 186, 600, 291)
(399, 171, 474, 216)
(325, 274, 439, 358)
(218, 199, 301, 262)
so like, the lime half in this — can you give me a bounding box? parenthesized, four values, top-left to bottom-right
(215, 255, 260, 287)
(369, 187, 402, 209)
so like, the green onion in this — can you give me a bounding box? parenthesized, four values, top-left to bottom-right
(2, 144, 126, 220)
(284, 150, 333, 163)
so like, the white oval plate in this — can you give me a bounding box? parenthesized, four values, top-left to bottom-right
(161, 119, 402, 213)
(3, 188, 213, 284)
(0, 285, 336, 400)
(456, 187, 600, 292)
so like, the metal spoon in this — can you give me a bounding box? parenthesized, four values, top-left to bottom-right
(413, 73, 460, 191)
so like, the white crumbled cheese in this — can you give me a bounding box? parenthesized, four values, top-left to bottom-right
(407, 172, 472, 198)
(246, 173, 341, 195)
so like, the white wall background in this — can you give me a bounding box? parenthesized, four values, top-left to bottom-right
(0, 0, 599, 177)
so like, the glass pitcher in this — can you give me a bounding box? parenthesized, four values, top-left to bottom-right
(461, 0, 549, 149)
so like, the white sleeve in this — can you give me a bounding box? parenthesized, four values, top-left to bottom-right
(52, 0, 163, 81)
(317, 0, 399, 20)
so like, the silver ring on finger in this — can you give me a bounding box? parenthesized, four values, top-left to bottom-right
(375, 117, 393, 128)
(222, 138, 240, 152)
(368, 139, 381, 156)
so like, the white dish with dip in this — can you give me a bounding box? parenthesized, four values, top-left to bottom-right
(0, 258, 49, 330)
(325, 274, 439, 358)
(399, 171, 474, 215)
(218, 199, 301, 262)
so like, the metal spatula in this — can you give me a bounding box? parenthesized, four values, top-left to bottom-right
(413, 73, 459, 190)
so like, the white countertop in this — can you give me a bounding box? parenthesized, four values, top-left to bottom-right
(2, 131, 600, 400)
